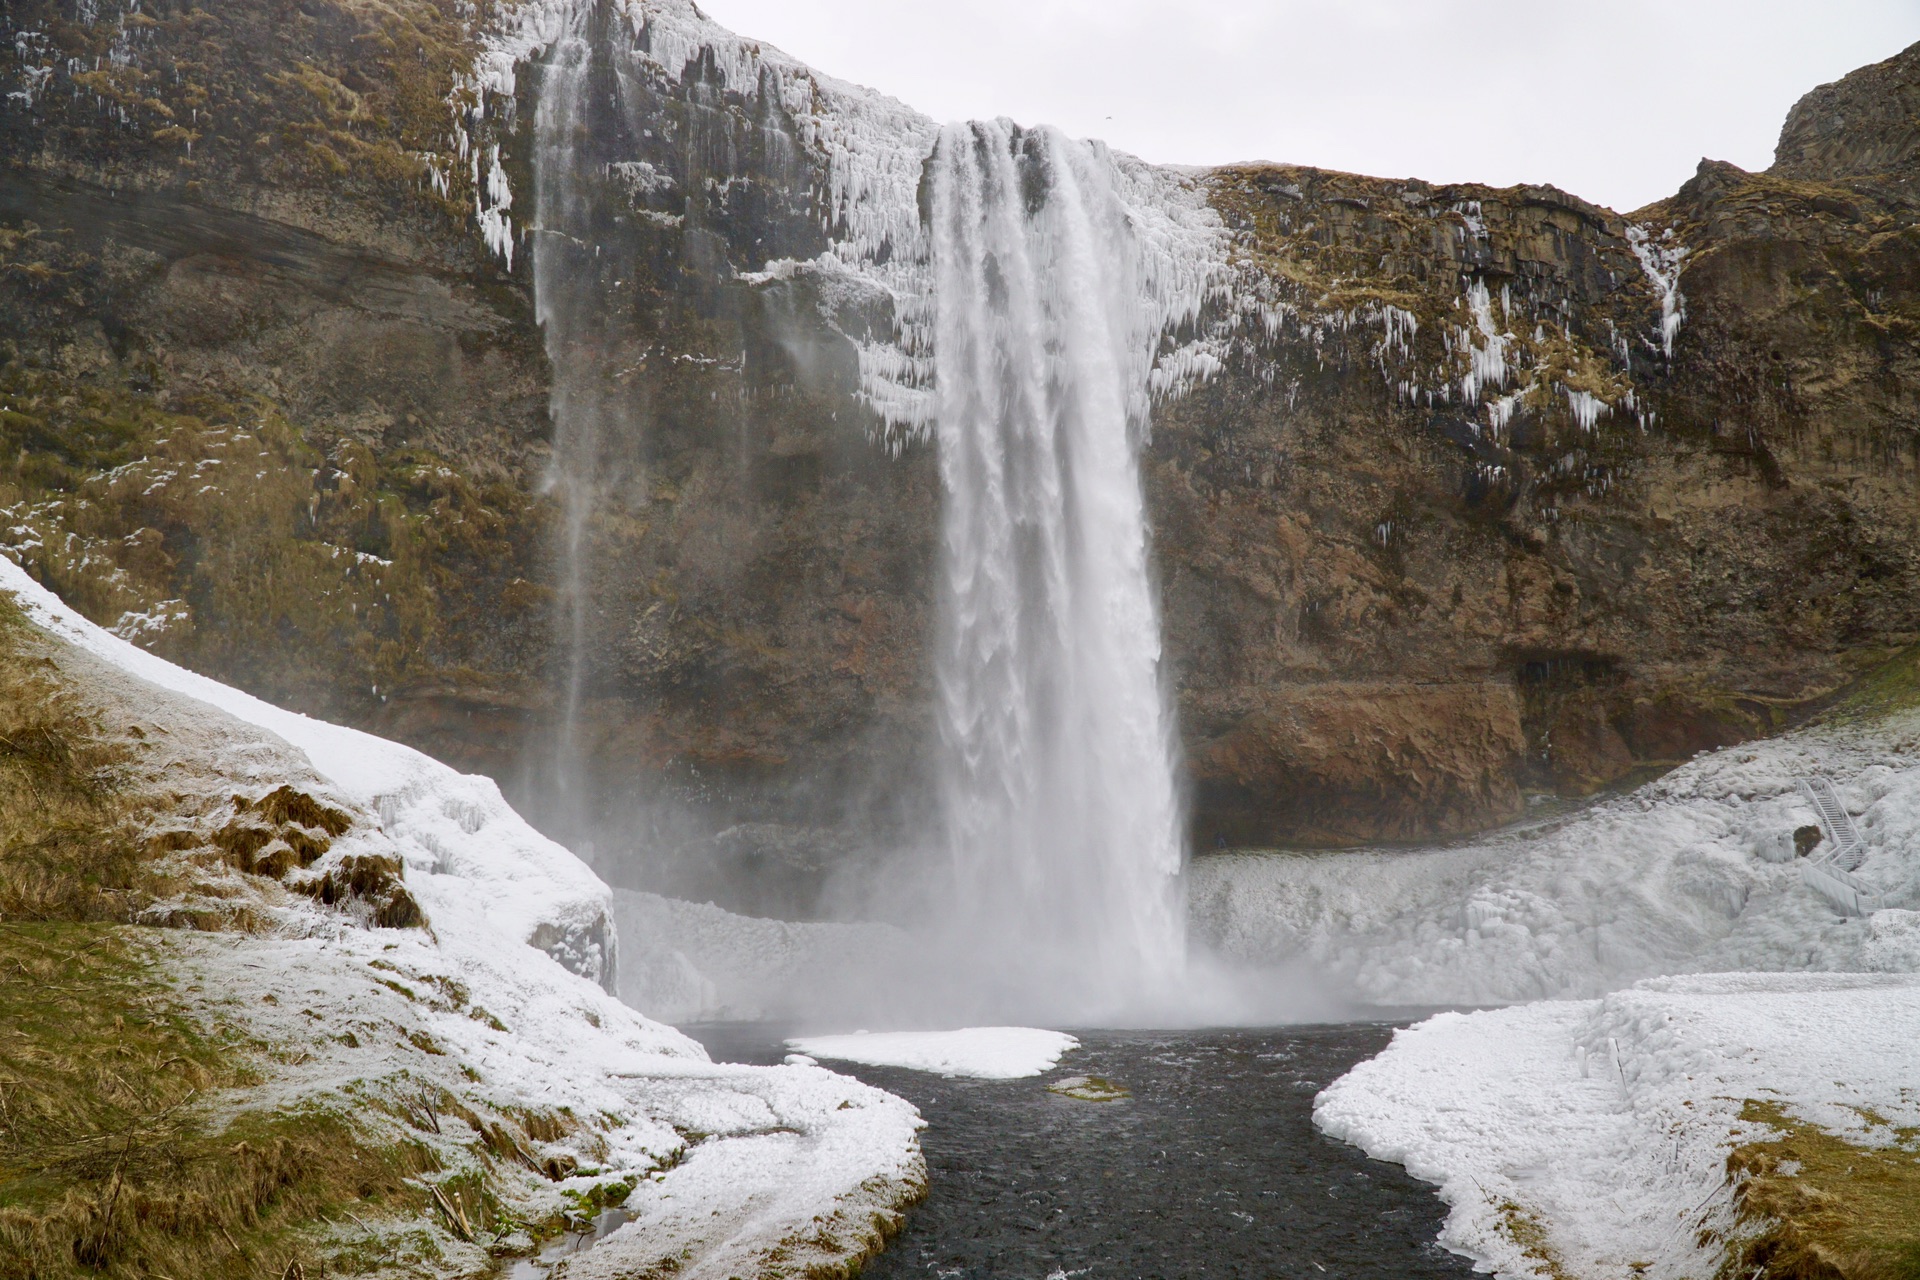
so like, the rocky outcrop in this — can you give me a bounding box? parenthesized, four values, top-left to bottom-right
(1161, 98, 1920, 843)
(0, 0, 553, 756)
(4, 6, 1918, 903)
(0, 0, 939, 905)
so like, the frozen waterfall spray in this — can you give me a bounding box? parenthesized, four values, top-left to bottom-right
(927, 121, 1187, 1017)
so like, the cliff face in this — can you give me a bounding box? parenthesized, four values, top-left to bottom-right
(4, 5, 1917, 908)
(0, 0, 553, 752)
(1163, 112, 1920, 845)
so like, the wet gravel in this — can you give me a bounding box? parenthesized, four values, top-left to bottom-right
(688, 1023, 1474, 1280)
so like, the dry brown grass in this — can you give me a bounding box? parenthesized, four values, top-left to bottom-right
(0, 593, 462, 1274)
(1726, 1101, 1920, 1280)
(0, 923, 441, 1279)
(0, 594, 154, 923)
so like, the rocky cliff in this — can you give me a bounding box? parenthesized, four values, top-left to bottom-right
(4, 2, 1916, 910)
(1165, 120, 1920, 846)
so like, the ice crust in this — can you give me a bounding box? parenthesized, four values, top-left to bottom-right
(0, 556, 925, 1278)
(1193, 709, 1920, 1007)
(787, 1028, 1081, 1079)
(1317, 973, 1920, 1278)
(614, 888, 912, 1023)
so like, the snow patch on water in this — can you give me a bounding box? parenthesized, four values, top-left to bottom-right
(789, 1028, 1080, 1080)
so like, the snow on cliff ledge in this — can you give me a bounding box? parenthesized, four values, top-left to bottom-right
(0, 556, 925, 1278)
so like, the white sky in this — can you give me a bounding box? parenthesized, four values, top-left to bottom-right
(694, 0, 1920, 212)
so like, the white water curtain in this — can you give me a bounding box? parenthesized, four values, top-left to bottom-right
(929, 120, 1186, 1019)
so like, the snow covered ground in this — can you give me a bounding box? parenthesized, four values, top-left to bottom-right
(1188, 700, 1920, 1277)
(787, 1028, 1081, 1079)
(1193, 710, 1920, 1006)
(1317, 973, 1920, 1278)
(0, 557, 925, 1278)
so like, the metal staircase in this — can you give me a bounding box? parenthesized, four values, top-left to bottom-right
(1799, 777, 1865, 869)
(1796, 776, 1878, 917)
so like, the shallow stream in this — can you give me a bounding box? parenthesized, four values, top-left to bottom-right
(689, 1022, 1473, 1280)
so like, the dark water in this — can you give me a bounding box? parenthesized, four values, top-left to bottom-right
(687, 1023, 1473, 1280)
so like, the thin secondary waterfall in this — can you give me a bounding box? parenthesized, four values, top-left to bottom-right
(530, 10, 647, 824)
(929, 121, 1187, 1017)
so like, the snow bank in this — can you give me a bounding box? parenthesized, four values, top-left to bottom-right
(788, 1028, 1080, 1079)
(2, 555, 616, 987)
(1317, 972, 1920, 1278)
(1193, 709, 1920, 1006)
(0, 557, 925, 1277)
(615, 889, 911, 1024)
(1246, 704, 1920, 1276)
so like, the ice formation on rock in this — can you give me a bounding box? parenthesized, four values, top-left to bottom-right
(1192, 707, 1920, 1006)
(479, 0, 1229, 448)
(1626, 222, 1689, 357)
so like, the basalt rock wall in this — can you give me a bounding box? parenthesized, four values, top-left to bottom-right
(4, 6, 1917, 903)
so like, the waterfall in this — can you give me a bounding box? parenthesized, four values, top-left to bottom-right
(512, 0, 1213, 1018)
(928, 121, 1187, 1018)
(529, 8, 650, 829)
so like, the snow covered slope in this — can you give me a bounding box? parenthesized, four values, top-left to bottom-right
(0, 556, 925, 1278)
(1193, 706, 1920, 1006)
(1317, 972, 1920, 1279)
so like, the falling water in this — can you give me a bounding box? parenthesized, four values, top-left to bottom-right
(530, 9, 649, 825)
(928, 121, 1187, 1019)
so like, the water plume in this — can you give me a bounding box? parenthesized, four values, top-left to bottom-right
(925, 120, 1188, 1022)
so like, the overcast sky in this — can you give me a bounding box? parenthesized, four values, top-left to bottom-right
(695, 0, 1920, 212)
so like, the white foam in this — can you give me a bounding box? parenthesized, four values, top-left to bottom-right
(614, 888, 911, 1024)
